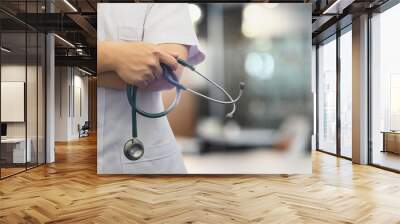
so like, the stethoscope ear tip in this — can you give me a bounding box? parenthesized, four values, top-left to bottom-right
(239, 82, 246, 90)
(225, 113, 234, 119)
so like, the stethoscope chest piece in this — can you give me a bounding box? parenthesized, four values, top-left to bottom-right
(123, 138, 144, 161)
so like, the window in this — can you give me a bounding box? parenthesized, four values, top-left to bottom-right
(0, 1, 46, 179)
(370, 3, 400, 171)
(340, 29, 352, 158)
(317, 37, 337, 154)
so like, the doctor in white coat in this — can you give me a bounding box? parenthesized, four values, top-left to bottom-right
(97, 3, 204, 174)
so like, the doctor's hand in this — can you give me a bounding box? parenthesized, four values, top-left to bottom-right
(97, 41, 179, 88)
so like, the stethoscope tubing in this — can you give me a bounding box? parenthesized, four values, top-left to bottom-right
(127, 58, 245, 129)
(127, 84, 182, 119)
(127, 60, 243, 121)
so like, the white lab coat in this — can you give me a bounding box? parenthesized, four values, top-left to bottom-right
(97, 3, 204, 174)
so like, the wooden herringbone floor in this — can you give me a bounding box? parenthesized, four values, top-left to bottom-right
(1, 135, 400, 224)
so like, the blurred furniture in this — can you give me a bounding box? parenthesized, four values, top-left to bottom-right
(0, 138, 31, 165)
(196, 116, 310, 154)
(196, 118, 279, 154)
(1, 123, 7, 139)
(382, 131, 400, 154)
(78, 121, 90, 138)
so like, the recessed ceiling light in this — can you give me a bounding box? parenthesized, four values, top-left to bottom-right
(322, 0, 352, 15)
(63, 0, 78, 12)
(78, 67, 93, 76)
(54, 34, 75, 48)
(1, 47, 11, 53)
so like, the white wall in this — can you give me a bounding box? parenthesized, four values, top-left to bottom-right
(54, 67, 89, 141)
(55, 67, 69, 141)
(1, 64, 26, 81)
(71, 73, 89, 138)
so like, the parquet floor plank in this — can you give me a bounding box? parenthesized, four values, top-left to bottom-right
(0, 135, 400, 223)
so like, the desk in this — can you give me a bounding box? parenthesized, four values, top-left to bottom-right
(1, 138, 31, 163)
(382, 131, 400, 154)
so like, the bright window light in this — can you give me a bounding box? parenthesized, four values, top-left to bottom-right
(241, 4, 288, 39)
(245, 52, 275, 80)
(242, 4, 265, 38)
(188, 4, 202, 24)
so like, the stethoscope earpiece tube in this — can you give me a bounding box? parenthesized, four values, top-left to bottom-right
(176, 59, 245, 118)
(239, 82, 246, 90)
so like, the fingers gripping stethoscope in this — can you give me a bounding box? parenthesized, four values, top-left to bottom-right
(123, 57, 246, 161)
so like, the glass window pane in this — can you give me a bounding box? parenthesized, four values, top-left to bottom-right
(318, 37, 337, 154)
(340, 29, 352, 158)
(1, 0, 46, 179)
(27, 31, 38, 169)
(1, 30, 28, 177)
(371, 3, 400, 171)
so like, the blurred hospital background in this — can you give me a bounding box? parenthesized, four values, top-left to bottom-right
(163, 3, 312, 173)
(0, 2, 312, 177)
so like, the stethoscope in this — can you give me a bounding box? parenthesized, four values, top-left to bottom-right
(123, 57, 246, 160)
